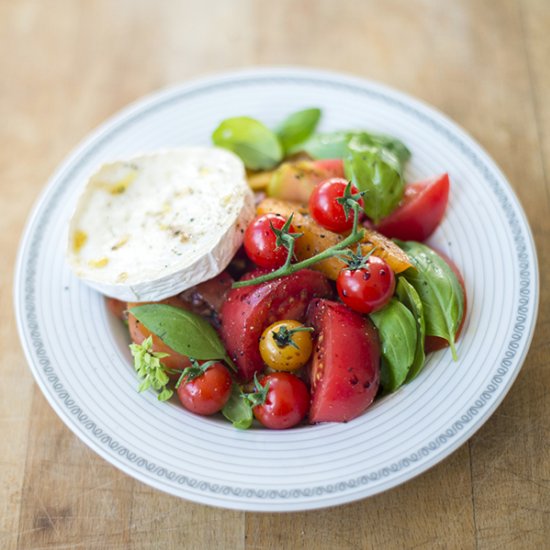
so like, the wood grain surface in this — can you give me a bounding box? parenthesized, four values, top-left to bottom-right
(2, 0, 549, 548)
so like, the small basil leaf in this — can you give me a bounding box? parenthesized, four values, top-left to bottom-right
(212, 116, 283, 170)
(222, 383, 253, 429)
(344, 136, 405, 224)
(396, 277, 426, 381)
(398, 241, 465, 360)
(276, 108, 321, 153)
(370, 299, 417, 392)
(129, 304, 232, 365)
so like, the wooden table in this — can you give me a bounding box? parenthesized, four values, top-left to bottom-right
(2, 0, 549, 548)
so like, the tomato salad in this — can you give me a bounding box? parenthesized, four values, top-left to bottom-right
(109, 108, 466, 430)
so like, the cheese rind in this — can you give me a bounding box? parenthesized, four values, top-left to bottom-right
(67, 147, 254, 301)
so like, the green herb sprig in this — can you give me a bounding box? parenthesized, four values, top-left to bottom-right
(130, 336, 174, 401)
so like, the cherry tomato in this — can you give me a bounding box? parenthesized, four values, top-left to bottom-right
(243, 214, 295, 268)
(375, 173, 450, 241)
(259, 320, 313, 371)
(336, 256, 395, 314)
(424, 249, 467, 353)
(307, 299, 380, 423)
(176, 362, 232, 416)
(308, 178, 363, 233)
(252, 373, 310, 429)
(128, 296, 192, 372)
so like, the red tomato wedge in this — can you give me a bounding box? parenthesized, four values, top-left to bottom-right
(375, 173, 450, 241)
(220, 269, 333, 382)
(424, 250, 467, 353)
(306, 299, 381, 423)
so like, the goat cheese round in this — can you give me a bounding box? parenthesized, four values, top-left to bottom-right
(67, 147, 255, 301)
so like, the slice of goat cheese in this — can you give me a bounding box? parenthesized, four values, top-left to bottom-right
(67, 147, 254, 302)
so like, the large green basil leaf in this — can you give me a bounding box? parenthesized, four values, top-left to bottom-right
(370, 299, 417, 392)
(212, 116, 283, 170)
(222, 383, 253, 429)
(344, 136, 405, 224)
(129, 304, 235, 368)
(276, 108, 321, 153)
(296, 130, 411, 167)
(398, 241, 465, 360)
(396, 277, 426, 381)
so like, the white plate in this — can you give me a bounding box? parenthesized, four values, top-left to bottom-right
(14, 68, 539, 511)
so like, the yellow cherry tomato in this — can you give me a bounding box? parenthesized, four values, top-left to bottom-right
(259, 320, 313, 372)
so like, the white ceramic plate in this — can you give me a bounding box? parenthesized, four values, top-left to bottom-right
(14, 68, 539, 511)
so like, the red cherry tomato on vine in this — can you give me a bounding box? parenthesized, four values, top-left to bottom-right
(336, 256, 396, 314)
(243, 214, 295, 268)
(253, 372, 310, 429)
(309, 178, 363, 233)
(176, 362, 232, 416)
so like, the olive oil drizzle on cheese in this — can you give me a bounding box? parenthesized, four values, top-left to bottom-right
(73, 230, 88, 253)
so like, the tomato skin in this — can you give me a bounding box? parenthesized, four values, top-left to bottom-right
(307, 299, 380, 423)
(309, 178, 363, 233)
(336, 256, 395, 314)
(106, 297, 127, 320)
(244, 214, 295, 268)
(128, 296, 192, 372)
(176, 363, 232, 416)
(259, 320, 313, 371)
(424, 249, 467, 353)
(375, 173, 450, 241)
(220, 269, 333, 381)
(253, 373, 310, 429)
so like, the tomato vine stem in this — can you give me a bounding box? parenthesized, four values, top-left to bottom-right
(233, 197, 364, 289)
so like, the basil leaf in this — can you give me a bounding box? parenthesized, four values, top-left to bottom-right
(396, 278, 426, 381)
(366, 134, 411, 168)
(129, 304, 234, 367)
(222, 383, 253, 429)
(297, 130, 411, 167)
(212, 116, 283, 170)
(276, 108, 321, 153)
(398, 241, 465, 360)
(344, 136, 405, 224)
(370, 299, 417, 392)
